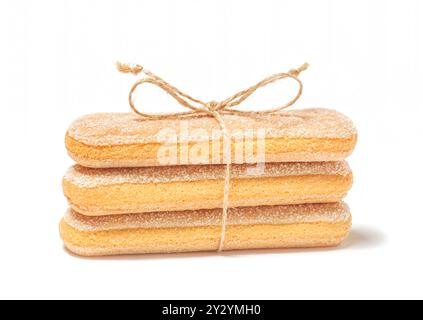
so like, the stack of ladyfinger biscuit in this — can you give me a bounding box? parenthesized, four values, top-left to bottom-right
(60, 108, 357, 256)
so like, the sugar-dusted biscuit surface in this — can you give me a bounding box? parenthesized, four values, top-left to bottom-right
(60, 202, 352, 256)
(66, 108, 357, 167)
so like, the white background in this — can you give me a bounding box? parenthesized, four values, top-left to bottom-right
(1, 0, 422, 299)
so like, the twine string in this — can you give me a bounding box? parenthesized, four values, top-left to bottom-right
(117, 61, 309, 252)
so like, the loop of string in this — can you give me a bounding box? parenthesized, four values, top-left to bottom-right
(117, 61, 309, 252)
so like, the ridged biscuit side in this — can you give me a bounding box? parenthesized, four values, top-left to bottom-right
(60, 217, 352, 257)
(63, 162, 353, 216)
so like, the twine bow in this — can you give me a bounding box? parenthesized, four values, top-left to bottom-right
(117, 61, 309, 252)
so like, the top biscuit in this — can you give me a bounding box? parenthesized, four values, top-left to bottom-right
(66, 108, 357, 168)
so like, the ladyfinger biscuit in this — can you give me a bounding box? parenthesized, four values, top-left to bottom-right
(65, 108, 357, 168)
(60, 202, 352, 256)
(63, 161, 353, 216)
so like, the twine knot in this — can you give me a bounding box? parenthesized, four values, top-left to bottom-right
(206, 101, 221, 111)
(117, 61, 309, 252)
